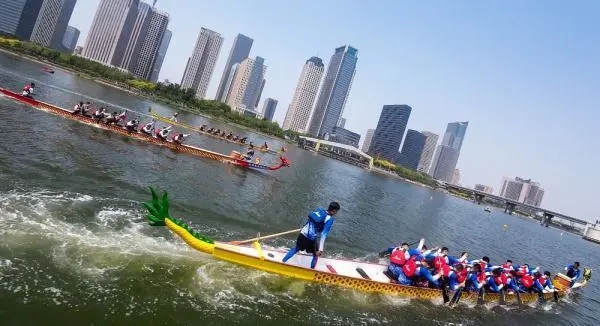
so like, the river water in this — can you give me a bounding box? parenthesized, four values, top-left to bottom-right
(0, 51, 598, 326)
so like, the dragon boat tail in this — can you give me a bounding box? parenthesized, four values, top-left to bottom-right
(143, 187, 592, 305)
(0, 87, 290, 171)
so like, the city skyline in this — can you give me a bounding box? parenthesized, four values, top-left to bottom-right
(180, 28, 223, 99)
(51, 0, 600, 220)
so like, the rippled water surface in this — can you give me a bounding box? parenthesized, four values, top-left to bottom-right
(0, 51, 598, 325)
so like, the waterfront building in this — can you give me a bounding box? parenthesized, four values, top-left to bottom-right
(361, 128, 375, 153)
(215, 33, 253, 102)
(397, 129, 426, 170)
(500, 177, 545, 207)
(369, 104, 412, 162)
(180, 27, 223, 98)
(262, 98, 277, 121)
(429, 121, 468, 182)
(225, 56, 267, 111)
(29, 0, 76, 50)
(282, 56, 325, 133)
(417, 131, 438, 174)
(62, 25, 80, 52)
(329, 127, 360, 148)
(149, 28, 171, 82)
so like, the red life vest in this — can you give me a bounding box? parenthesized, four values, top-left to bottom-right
(155, 129, 161, 136)
(501, 262, 513, 271)
(389, 249, 407, 266)
(494, 273, 508, 285)
(520, 274, 534, 288)
(439, 264, 452, 277)
(402, 258, 417, 277)
(477, 271, 487, 284)
(536, 275, 547, 286)
(456, 268, 468, 283)
(433, 256, 447, 270)
(518, 265, 529, 276)
(23, 85, 31, 91)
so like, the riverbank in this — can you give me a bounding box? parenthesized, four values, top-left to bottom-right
(0, 38, 289, 140)
(371, 166, 434, 189)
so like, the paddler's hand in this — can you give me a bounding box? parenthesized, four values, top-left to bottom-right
(316, 251, 323, 257)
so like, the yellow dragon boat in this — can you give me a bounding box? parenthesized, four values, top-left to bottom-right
(149, 109, 281, 155)
(143, 188, 591, 306)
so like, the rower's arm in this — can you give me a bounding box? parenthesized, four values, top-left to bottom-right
(317, 217, 334, 252)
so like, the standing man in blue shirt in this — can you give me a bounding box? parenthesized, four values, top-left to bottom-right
(282, 202, 341, 269)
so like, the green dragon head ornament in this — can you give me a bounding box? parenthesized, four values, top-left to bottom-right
(142, 187, 215, 244)
(143, 187, 170, 226)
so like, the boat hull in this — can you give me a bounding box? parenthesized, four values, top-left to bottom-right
(0, 87, 288, 171)
(164, 216, 566, 304)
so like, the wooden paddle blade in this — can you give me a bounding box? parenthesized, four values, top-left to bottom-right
(440, 277, 450, 303)
(477, 287, 485, 305)
(516, 290, 523, 305)
(449, 288, 463, 306)
(498, 289, 506, 305)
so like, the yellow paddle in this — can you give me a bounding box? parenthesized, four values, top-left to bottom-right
(229, 228, 302, 245)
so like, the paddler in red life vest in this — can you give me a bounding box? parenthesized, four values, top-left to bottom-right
(22, 82, 35, 97)
(72, 102, 83, 115)
(155, 126, 172, 140)
(82, 102, 92, 117)
(125, 119, 139, 133)
(534, 271, 554, 292)
(140, 120, 155, 135)
(114, 111, 127, 125)
(465, 263, 486, 292)
(382, 242, 414, 285)
(171, 133, 189, 144)
(485, 267, 507, 293)
(448, 263, 468, 291)
(92, 107, 106, 122)
(501, 259, 515, 272)
(282, 202, 341, 269)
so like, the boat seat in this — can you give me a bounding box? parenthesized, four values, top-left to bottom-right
(326, 264, 337, 274)
(356, 267, 371, 280)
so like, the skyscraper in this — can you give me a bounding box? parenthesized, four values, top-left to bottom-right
(120, 1, 151, 71)
(308, 45, 358, 138)
(429, 121, 469, 182)
(29, 0, 76, 50)
(226, 56, 267, 111)
(417, 131, 439, 174)
(368, 105, 412, 162)
(83, 0, 139, 66)
(500, 177, 545, 207)
(0, 0, 27, 35)
(150, 28, 171, 82)
(361, 128, 375, 152)
(131, 7, 168, 80)
(215, 33, 253, 102)
(262, 98, 278, 121)
(282, 56, 324, 133)
(62, 26, 80, 52)
(180, 28, 224, 98)
(15, 0, 44, 40)
(397, 129, 426, 170)
(452, 169, 461, 185)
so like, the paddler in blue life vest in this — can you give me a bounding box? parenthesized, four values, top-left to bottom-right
(565, 262, 581, 286)
(243, 143, 256, 161)
(282, 202, 341, 269)
(22, 82, 35, 97)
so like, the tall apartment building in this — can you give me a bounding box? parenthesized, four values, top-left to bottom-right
(361, 128, 375, 153)
(83, 0, 139, 66)
(149, 28, 171, 82)
(474, 184, 494, 194)
(215, 33, 253, 101)
(500, 177, 545, 207)
(15, 0, 45, 40)
(262, 98, 278, 121)
(180, 28, 223, 98)
(62, 25, 80, 52)
(0, 0, 27, 35)
(120, 1, 151, 71)
(430, 121, 468, 182)
(369, 104, 412, 162)
(308, 45, 358, 138)
(417, 131, 438, 174)
(226, 56, 267, 111)
(282, 56, 325, 133)
(130, 7, 168, 79)
(29, 0, 76, 50)
(397, 129, 426, 171)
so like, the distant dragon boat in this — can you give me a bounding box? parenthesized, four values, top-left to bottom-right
(149, 109, 281, 155)
(0, 87, 291, 172)
(143, 187, 592, 306)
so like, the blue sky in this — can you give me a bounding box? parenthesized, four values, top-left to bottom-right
(68, 0, 600, 221)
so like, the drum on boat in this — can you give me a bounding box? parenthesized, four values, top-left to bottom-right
(553, 273, 572, 289)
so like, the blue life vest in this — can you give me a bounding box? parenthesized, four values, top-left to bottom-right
(308, 208, 328, 232)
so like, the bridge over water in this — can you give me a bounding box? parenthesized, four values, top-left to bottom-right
(443, 183, 589, 230)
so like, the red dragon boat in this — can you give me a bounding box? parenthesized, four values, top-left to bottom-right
(0, 87, 291, 172)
